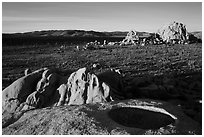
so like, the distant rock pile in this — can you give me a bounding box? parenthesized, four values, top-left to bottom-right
(120, 30, 139, 46)
(83, 40, 104, 50)
(120, 30, 164, 46)
(158, 21, 189, 44)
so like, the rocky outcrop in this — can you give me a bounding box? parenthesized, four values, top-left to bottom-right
(2, 68, 48, 114)
(120, 30, 139, 46)
(2, 99, 201, 135)
(2, 67, 126, 128)
(158, 21, 189, 44)
(2, 67, 125, 113)
(57, 68, 112, 105)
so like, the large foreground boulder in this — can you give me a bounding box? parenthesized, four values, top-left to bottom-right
(2, 68, 48, 114)
(56, 68, 112, 106)
(2, 99, 201, 135)
(2, 67, 125, 128)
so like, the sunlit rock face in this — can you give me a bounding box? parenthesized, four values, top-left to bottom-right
(57, 67, 112, 106)
(2, 68, 48, 114)
(158, 21, 189, 44)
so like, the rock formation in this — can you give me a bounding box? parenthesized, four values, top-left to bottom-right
(120, 30, 139, 46)
(56, 84, 68, 106)
(2, 67, 126, 128)
(158, 21, 189, 44)
(57, 67, 113, 105)
(2, 68, 48, 114)
(2, 67, 126, 114)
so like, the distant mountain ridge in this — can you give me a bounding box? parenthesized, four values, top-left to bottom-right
(3, 30, 155, 38)
(3, 30, 128, 37)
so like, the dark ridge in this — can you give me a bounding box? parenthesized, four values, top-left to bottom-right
(2, 30, 202, 46)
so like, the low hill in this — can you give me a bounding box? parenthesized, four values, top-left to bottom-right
(3, 30, 201, 38)
(4, 30, 108, 37)
(3, 30, 151, 38)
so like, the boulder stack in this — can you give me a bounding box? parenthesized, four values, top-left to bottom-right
(158, 21, 189, 44)
(57, 67, 112, 105)
(120, 30, 139, 46)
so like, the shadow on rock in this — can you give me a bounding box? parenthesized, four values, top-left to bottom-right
(108, 107, 175, 129)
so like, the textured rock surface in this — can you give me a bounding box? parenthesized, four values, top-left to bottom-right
(158, 21, 189, 43)
(2, 99, 201, 135)
(60, 67, 112, 105)
(2, 68, 48, 114)
(2, 67, 121, 128)
(120, 30, 139, 45)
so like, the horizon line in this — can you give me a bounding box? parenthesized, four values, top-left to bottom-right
(2, 29, 202, 34)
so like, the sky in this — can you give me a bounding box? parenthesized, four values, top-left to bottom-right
(2, 2, 202, 33)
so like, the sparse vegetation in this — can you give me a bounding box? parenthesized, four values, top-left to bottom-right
(2, 42, 201, 88)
